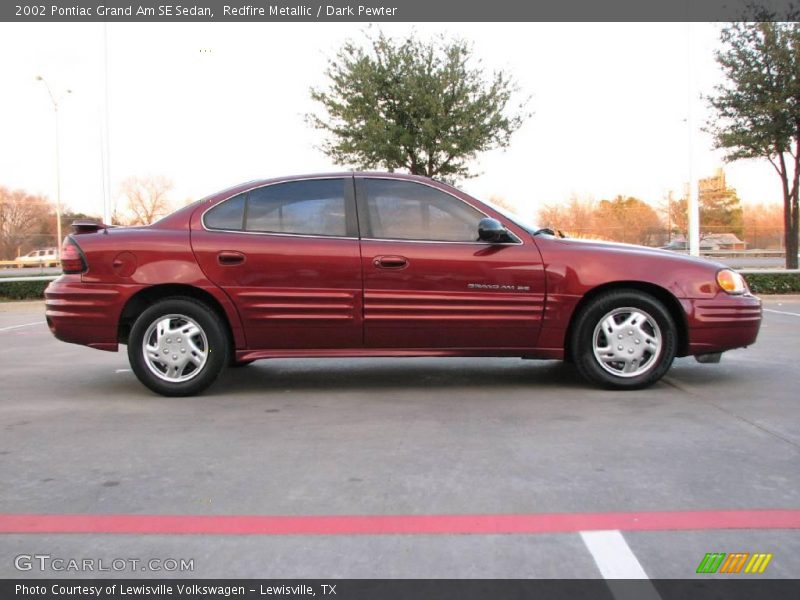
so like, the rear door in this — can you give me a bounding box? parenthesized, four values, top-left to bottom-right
(191, 177, 363, 350)
(356, 177, 545, 350)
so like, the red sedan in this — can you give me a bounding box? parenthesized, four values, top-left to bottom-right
(45, 173, 761, 396)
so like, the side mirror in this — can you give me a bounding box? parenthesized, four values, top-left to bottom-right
(478, 218, 511, 243)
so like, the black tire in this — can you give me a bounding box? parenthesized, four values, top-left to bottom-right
(570, 289, 677, 390)
(230, 359, 255, 368)
(127, 297, 230, 397)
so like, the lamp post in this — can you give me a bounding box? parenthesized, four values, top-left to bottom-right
(685, 23, 700, 258)
(36, 76, 72, 258)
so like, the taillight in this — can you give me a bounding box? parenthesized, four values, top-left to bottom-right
(60, 237, 87, 274)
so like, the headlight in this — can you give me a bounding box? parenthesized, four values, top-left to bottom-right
(716, 269, 747, 294)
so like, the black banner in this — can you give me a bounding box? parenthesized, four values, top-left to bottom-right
(2, 0, 800, 23)
(3, 579, 800, 600)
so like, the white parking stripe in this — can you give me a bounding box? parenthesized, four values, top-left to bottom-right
(581, 530, 649, 579)
(581, 530, 661, 600)
(764, 308, 800, 317)
(0, 321, 44, 332)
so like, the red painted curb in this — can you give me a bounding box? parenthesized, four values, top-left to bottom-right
(1, 509, 799, 535)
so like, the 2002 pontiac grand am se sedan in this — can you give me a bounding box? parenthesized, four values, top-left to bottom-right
(45, 172, 762, 396)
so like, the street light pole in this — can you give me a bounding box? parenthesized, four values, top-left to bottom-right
(36, 76, 71, 259)
(686, 23, 700, 257)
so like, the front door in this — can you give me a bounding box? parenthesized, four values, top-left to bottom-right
(191, 177, 363, 350)
(356, 177, 545, 350)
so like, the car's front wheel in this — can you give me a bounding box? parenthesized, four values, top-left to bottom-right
(571, 289, 677, 389)
(127, 297, 229, 397)
(229, 359, 255, 368)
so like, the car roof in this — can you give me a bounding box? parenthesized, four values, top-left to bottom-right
(155, 172, 465, 229)
(207, 171, 444, 201)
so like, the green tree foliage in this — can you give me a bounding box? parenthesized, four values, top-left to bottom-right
(706, 22, 800, 268)
(308, 30, 530, 180)
(700, 191, 744, 237)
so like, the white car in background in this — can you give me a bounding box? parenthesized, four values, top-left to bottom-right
(15, 247, 59, 267)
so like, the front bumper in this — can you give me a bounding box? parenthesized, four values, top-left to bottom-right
(684, 292, 762, 355)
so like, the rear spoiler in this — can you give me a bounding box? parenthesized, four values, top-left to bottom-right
(71, 220, 115, 234)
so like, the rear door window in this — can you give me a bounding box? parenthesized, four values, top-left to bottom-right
(245, 179, 347, 237)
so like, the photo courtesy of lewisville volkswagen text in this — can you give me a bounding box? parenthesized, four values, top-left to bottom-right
(0, 1, 799, 599)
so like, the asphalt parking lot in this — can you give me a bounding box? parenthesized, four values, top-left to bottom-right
(0, 297, 798, 580)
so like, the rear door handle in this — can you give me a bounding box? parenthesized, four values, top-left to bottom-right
(373, 255, 408, 269)
(217, 251, 246, 266)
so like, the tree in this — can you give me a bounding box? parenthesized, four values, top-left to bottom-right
(661, 191, 689, 240)
(308, 30, 530, 180)
(594, 196, 663, 246)
(700, 190, 744, 238)
(706, 22, 800, 268)
(0, 186, 55, 259)
(538, 194, 597, 237)
(119, 176, 173, 225)
(698, 168, 744, 237)
(743, 202, 785, 249)
(487, 195, 521, 215)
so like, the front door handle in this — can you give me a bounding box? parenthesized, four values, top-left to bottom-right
(373, 255, 409, 270)
(217, 251, 246, 266)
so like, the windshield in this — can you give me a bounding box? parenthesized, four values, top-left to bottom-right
(485, 200, 540, 236)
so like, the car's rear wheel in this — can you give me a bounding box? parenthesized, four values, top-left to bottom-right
(571, 289, 677, 389)
(128, 297, 229, 397)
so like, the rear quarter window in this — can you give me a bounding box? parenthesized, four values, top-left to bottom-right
(204, 193, 246, 230)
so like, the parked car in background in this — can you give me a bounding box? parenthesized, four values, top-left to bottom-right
(15, 247, 59, 268)
(661, 234, 747, 252)
(45, 173, 762, 396)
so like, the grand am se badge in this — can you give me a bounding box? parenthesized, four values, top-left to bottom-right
(467, 283, 531, 291)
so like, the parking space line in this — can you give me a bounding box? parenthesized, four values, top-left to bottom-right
(1, 509, 799, 535)
(0, 321, 44, 332)
(580, 530, 650, 578)
(764, 308, 800, 317)
(581, 530, 661, 599)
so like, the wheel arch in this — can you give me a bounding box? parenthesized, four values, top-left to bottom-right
(564, 281, 689, 360)
(118, 284, 238, 355)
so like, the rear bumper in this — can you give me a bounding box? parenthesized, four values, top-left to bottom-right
(44, 276, 140, 352)
(684, 293, 762, 355)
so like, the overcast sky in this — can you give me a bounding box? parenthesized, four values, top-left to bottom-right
(0, 22, 784, 221)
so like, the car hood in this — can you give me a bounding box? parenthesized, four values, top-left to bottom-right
(551, 237, 727, 270)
